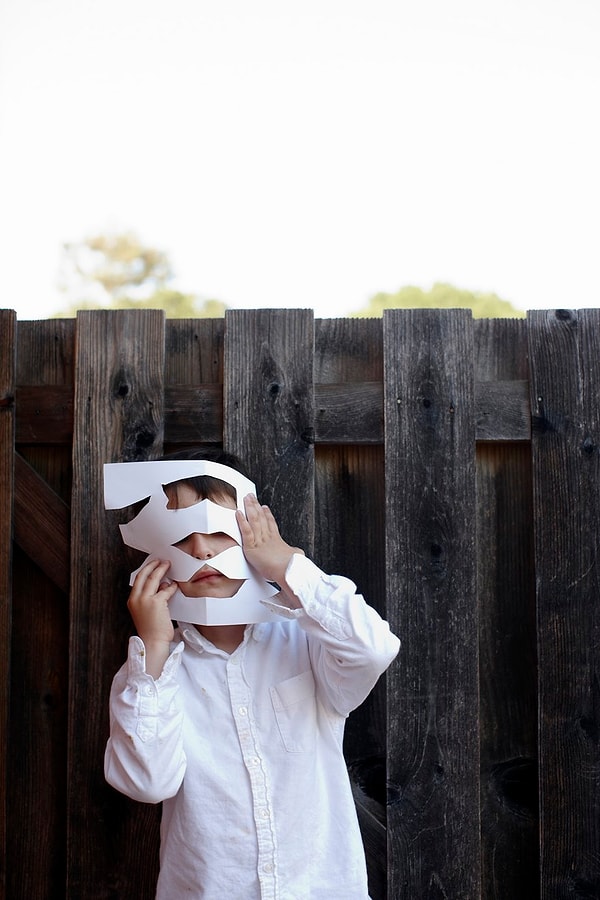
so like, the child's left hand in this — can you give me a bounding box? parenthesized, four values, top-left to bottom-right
(236, 494, 304, 586)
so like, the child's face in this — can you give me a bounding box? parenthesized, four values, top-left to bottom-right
(165, 483, 245, 600)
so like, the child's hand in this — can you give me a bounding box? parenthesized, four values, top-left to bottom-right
(236, 494, 304, 587)
(127, 559, 178, 676)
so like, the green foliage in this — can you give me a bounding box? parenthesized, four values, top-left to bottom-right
(52, 292, 227, 319)
(351, 282, 524, 319)
(53, 231, 227, 318)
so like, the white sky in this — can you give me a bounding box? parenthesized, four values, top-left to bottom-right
(1, 0, 599, 319)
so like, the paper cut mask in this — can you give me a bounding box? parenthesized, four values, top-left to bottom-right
(104, 460, 279, 625)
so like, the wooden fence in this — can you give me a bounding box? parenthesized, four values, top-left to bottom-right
(0, 306, 599, 899)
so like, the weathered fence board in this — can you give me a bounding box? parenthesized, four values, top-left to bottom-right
(475, 318, 538, 899)
(68, 310, 166, 898)
(529, 309, 600, 899)
(0, 309, 16, 897)
(8, 319, 73, 899)
(164, 317, 225, 447)
(223, 308, 315, 554)
(384, 308, 480, 899)
(314, 316, 387, 898)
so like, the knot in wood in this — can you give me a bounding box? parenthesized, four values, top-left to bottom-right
(581, 437, 596, 456)
(555, 308, 576, 324)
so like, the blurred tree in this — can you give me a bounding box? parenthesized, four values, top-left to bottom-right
(351, 282, 524, 318)
(53, 231, 227, 318)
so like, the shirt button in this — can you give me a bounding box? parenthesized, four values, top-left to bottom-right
(249, 756, 260, 767)
(263, 863, 274, 874)
(238, 706, 248, 716)
(259, 808, 269, 818)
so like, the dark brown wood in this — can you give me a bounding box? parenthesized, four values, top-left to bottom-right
(17, 380, 532, 445)
(475, 318, 539, 900)
(314, 317, 386, 899)
(165, 317, 225, 385)
(164, 385, 223, 443)
(475, 380, 531, 441)
(7, 308, 600, 899)
(67, 310, 166, 898)
(162, 318, 225, 449)
(474, 310, 538, 899)
(529, 308, 600, 899)
(384, 308, 480, 899)
(223, 309, 315, 553)
(0, 309, 16, 896)
(15, 385, 74, 443)
(9, 318, 74, 899)
(14, 451, 70, 593)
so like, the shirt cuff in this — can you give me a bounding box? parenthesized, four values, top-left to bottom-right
(127, 635, 184, 682)
(262, 554, 355, 641)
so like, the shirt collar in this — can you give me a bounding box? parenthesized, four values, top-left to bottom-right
(178, 622, 266, 653)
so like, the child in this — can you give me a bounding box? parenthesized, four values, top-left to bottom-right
(104, 449, 400, 899)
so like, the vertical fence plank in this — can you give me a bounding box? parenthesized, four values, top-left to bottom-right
(314, 317, 387, 899)
(384, 308, 480, 899)
(10, 319, 75, 900)
(0, 310, 16, 897)
(223, 309, 315, 553)
(475, 319, 539, 900)
(67, 310, 165, 898)
(164, 317, 224, 449)
(529, 308, 600, 899)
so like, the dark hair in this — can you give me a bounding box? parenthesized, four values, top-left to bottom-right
(160, 447, 250, 504)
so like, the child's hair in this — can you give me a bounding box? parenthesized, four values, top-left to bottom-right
(160, 447, 250, 506)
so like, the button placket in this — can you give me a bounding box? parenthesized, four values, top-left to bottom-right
(227, 650, 277, 898)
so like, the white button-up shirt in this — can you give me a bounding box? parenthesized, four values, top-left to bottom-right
(105, 555, 400, 899)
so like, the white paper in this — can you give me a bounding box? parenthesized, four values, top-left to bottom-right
(120, 495, 243, 555)
(168, 576, 280, 626)
(104, 460, 256, 510)
(104, 459, 279, 626)
(129, 545, 254, 585)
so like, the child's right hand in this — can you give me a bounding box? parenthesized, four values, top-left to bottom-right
(127, 559, 178, 675)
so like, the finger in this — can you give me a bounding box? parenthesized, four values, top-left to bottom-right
(240, 495, 267, 541)
(131, 559, 171, 596)
(259, 504, 280, 536)
(157, 581, 178, 600)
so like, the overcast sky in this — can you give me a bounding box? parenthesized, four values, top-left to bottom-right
(1, 0, 599, 319)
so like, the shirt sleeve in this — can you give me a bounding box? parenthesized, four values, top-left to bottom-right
(263, 554, 400, 717)
(104, 636, 187, 803)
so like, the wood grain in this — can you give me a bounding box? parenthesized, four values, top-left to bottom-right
(529, 308, 600, 899)
(223, 308, 315, 553)
(9, 317, 72, 898)
(67, 310, 165, 898)
(314, 316, 386, 899)
(384, 308, 480, 899)
(0, 309, 16, 896)
(476, 312, 538, 900)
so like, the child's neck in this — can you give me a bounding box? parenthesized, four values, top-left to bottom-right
(195, 623, 247, 654)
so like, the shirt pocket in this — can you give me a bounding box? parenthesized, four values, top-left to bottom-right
(269, 670, 317, 753)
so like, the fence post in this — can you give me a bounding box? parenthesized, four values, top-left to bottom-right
(384, 308, 480, 899)
(223, 308, 315, 554)
(0, 310, 16, 897)
(67, 310, 165, 898)
(528, 308, 600, 899)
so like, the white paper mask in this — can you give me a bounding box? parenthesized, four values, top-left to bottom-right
(104, 460, 279, 625)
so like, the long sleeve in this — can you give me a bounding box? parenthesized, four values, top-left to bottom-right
(263, 554, 400, 716)
(104, 636, 187, 803)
